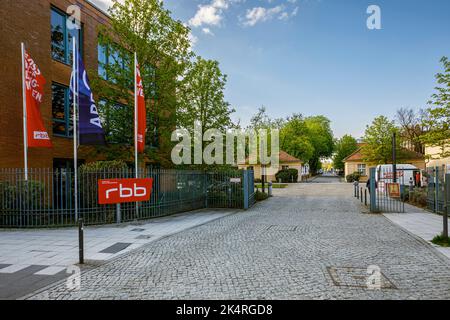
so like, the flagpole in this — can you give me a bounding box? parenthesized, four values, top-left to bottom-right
(134, 52, 139, 220)
(134, 52, 138, 179)
(21, 43, 28, 181)
(73, 37, 79, 222)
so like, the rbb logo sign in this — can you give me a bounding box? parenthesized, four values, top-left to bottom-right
(98, 178, 153, 205)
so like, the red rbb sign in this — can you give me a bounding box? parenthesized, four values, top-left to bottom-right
(98, 178, 153, 205)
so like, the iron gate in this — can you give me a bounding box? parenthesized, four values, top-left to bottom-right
(369, 166, 406, 213)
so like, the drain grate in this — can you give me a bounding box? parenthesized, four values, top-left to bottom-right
(266, 225, 298, 232)
(131, 228, 146, 232)
(135, 235, 153, 240)
(327, 266, 397, 290)
(100, 243, 132, 254)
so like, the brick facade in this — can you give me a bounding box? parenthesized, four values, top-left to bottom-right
(0, 0, 110, 169)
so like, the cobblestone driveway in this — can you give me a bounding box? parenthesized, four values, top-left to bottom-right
(28, 182, 450, 300)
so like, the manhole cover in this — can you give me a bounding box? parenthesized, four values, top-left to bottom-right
(327, 266, 397, 290)
(135, 235, 152, 240)
(266, 225, 298, 232)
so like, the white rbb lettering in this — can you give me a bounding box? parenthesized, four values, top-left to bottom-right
(105, 184, 147, 199)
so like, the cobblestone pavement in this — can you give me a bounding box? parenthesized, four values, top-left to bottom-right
(27, 182, 450, 300)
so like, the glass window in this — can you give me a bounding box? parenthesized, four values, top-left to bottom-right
(51, 10, 65, 62)
(357, 164, 367, 175)
(98, 44, 107, 80)
(51, 7, 82, 64)
(98, 42, 132, 85)
(52, 83, 73, 138)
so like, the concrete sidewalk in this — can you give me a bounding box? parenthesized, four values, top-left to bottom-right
(384, 204, 450, 260)
(0, 209, 236, 272)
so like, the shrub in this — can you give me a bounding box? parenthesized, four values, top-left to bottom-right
(79, 160, 128, 173)
(275, 169, 299, 183)
(408, 188, 427, 207)
(255, 190, 269, 201)
(2, 180, 45, 209)
(346, 172, 361, 183)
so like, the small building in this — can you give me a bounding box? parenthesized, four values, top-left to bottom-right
(343, 147, 426, 182)
(425, 145, 450, 173)
(238, 150, 309, 182)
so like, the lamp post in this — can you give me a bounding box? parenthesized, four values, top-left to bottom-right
(392, 132, 397, 183)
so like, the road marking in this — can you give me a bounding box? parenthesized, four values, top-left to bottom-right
(34, 266, 67, 276)
(0, 264, 31, 274)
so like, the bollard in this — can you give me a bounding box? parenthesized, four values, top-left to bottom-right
(116, 204, 121, 224)
(268, 181, 273, 197)
(78, 218, 84, 265)
(361, 187, 363, 203)
(365, 189, 368, 206)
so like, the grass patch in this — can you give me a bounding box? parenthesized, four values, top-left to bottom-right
(255, 183, 288, 189)
(432, 234, 450, 247)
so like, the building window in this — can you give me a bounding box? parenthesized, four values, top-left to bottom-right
(52, 83, 73, 138)
(97, 42, 131, 84)
(357, 164, 367, 175)
(282, 165, 289, 170)
(51, 7, 82, 64)
(98, 41, 157, 97)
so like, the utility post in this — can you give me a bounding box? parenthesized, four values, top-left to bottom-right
(392, 132, 397, 183)
(261, 165, 266, 193)
(444, 174, 449, 240)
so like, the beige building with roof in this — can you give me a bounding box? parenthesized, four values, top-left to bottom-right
(238, 150, 309, 182)
(344, 146, 426, 182)
(425, 145, 450, 173)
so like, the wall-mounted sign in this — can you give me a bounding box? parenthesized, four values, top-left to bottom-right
(386, 183, 401, 198)
(98, 178, 153, 205)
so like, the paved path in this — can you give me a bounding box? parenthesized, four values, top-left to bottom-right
(26, 182, 450, 300)
(385, 203, 450, 259)
(0, 209, 234, 299)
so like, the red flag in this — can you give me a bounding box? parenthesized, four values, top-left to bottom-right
(136, 61, 146, 153)
(24, 51, 52, 148)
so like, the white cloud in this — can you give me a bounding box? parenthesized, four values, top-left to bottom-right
(189, 0, 231, 27)
(202, 28, 215, 36)
(243, 5, 285, 26)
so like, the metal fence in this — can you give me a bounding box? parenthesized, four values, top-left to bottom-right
(426, 167, 449, 214)
(359, 167, 406, 213)
(0, 168, 256, 228)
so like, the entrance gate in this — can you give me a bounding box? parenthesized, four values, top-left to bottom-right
(369, 167, 405, 213)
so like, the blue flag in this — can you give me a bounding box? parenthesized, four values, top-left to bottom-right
(71, 55, 106, 145)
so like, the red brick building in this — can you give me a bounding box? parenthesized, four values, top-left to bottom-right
(0, 0, 159, 170)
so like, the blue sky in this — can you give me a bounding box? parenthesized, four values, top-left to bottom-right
(92, 0, 450, 138)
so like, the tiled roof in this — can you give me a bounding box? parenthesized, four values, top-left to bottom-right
(239, 150, 301, 165)
(279, 150, 301, 163)
(344, 147, 425, 162)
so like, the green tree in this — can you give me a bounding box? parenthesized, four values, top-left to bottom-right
(249, 106, 285, 130)
(361, 116, 403, 164)
(333, 135, 358, 170)
(178, 57, 235, 134)
(420, 57, 450, 158)
(89, 0, 193, 167)
(304, 116, 335, 173)
(280, 114, 314, 162)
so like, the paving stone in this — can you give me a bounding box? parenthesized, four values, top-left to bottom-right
(27, 181, 450, 300)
